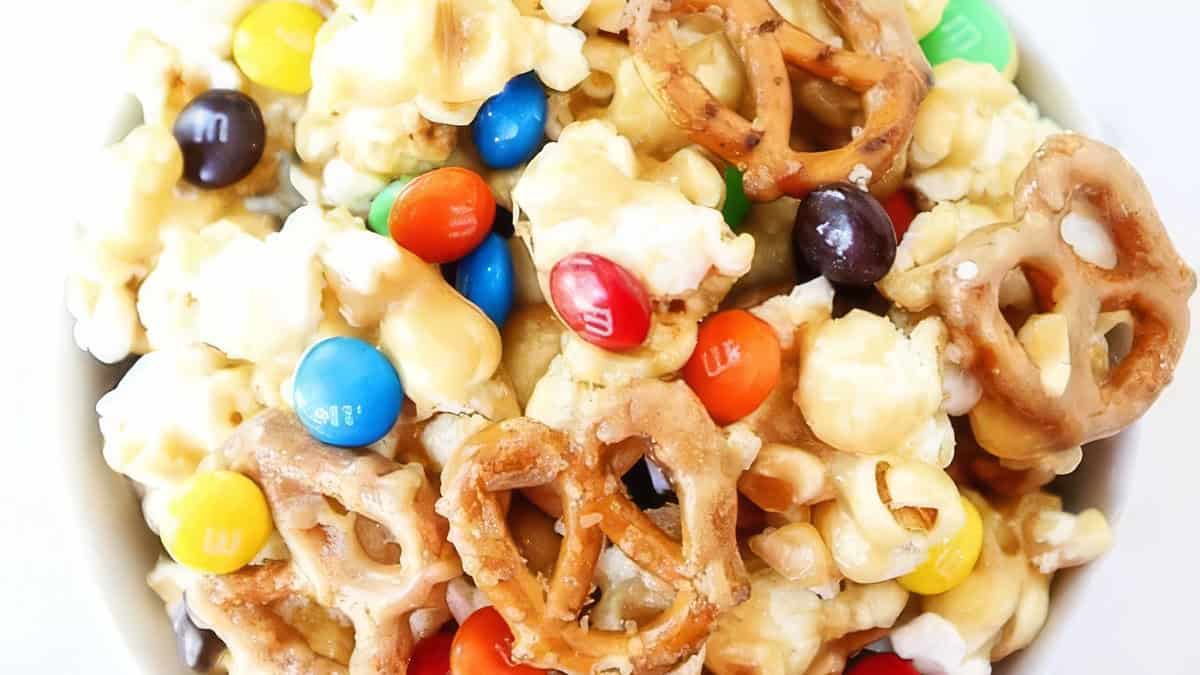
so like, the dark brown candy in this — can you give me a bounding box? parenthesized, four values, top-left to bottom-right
(173, 89, 266, 189)
(793, 183, 897, 287)
(170, 596, 224, 672)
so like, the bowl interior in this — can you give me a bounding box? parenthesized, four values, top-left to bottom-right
(64, 21, 1128, 675)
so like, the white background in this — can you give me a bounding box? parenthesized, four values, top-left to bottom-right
(3, 0, 1199, 672)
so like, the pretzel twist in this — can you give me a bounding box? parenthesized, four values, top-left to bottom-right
(191, 409, 461, 674)
(630, 0, 929, 200)
(933, 134, 1195, 460)
(440, 380, 749, 675)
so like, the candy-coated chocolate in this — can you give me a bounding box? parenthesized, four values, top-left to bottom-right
(369, 179, 412, 236)
(550, 253, 652, 352)
(451, 607, 547, 675)
(472, 72, 547, 169)
(165, 471, 272, 574)
(844, 652, 921, 675)
(293, 337, 403, 447)
(389, 167, 496, 263)
(456, 233, 515, 329)
(920, 0, 1016, 77)
(233, 1, 324, 94)
(882, 189, 918, 241)
(408, 631, 454, 675)
(683, 310, 781, 425)
(793, 183, 897, 287)
(173, 90, 266, 189)
(722, 166, 751, 230)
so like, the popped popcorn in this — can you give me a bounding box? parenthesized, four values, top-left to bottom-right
(123, 0, 257, 126)
(878, 199, 1007, 312)
(293, 0, 588, 191)
(922, 491, 1111, 661)
(66, 124, 272, 364)
(98, 345, 260, 493)
(908, 61, 1061, 211)
(706, 569, 909, 675)
(797, 311, 947, 457)
(891, 612, 992, 675)
(813, 451, 966, 583)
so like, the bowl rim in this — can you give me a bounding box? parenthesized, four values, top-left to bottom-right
(61, 11, 1129, 675)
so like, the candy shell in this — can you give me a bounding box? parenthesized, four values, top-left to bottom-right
(920, 0, 1017, 78)
(472, 73, 547, 169)
(455, 233, 515, 329)
(293, 337, 403, 447)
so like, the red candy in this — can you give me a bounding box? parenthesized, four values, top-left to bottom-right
(844, 652, 921, 675)
(549, 253, 652, 352)
(882, 189, 918, 241)
(409, 631, 454, 675)
(389, 167, 496, 263)
(450, 607, 546, 675)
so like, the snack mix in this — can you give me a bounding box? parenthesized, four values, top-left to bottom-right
(71, 0, 1194, 673)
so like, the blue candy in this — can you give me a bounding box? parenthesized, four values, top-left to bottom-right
(293, 337, 403, 447)
(472, 72, 547, 169)
(455, 233, 515, 329)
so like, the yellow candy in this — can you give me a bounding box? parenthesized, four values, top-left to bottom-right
(233, 1, 324, 94)
(165, 471, 273, 574)
(900, 496, 983, 595)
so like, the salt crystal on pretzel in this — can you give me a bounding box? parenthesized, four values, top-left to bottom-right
(440, 377, 749, 674)
(629, 0, 930, 200)
(932, 134, 1195, 461)
(186, 409, 461, 674)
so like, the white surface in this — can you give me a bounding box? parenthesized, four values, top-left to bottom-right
(2, 0, 1199, 672)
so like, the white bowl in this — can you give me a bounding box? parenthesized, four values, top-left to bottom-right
(60, 14, 1123, 675)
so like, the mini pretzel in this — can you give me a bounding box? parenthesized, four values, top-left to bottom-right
(440, 380, 749, 675)
(933, 134, 1195, 460)
(629, 0, 929, 200)
(190, 409, 461, 674)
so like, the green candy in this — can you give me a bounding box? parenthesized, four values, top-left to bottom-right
(367, 178, 412, 236)
(722, 166, 751, 230)
(920, 0, 1014, 75)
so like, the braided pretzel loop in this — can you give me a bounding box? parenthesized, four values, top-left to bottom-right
(191, 409, 461, 674)
(629, 0, 928, 201)
(933, 134, 1195, 461)
(441, 379, 748, 675)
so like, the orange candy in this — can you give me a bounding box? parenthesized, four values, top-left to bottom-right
(682, 310, 781, 425)
(450, 607, 546, 675)
(389, 167, 496, 263)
